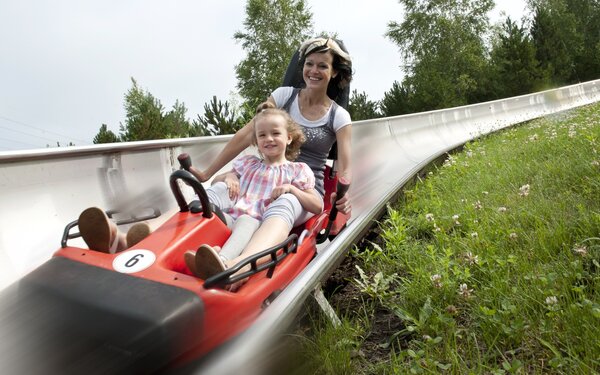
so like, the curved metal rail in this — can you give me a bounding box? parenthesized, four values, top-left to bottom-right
(0, 80, 599, 373)
(186, 80, 600, 374)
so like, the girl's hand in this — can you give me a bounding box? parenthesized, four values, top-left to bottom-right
(223, 173, 240, 200)
(271, 184, 293, 201)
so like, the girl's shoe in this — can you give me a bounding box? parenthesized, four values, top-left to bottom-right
(78, 207, 126, 253)
(194, 245, 227, 280)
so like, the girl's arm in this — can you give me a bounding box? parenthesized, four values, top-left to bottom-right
(212, 170, 234, 184)
(212, 170, 240, 199)
(188, 96, 277, 182)
(271, 186, 323, 214)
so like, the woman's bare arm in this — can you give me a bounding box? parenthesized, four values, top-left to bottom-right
(333, 124, 352, 213)
(188, 123, 254, 182)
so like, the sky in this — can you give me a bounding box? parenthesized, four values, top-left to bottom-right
(0, 0, 528, 152)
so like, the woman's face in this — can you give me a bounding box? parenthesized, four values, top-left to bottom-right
(302, 51, 337, 90)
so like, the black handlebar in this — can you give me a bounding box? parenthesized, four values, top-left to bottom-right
(169, 169, 212, 218)
(316, 178, 350, 244)
(328, 179, 350, 222)
(178, 153, 192, 171)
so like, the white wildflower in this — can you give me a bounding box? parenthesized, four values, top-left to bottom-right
(509, 232, 518, 240)
(545, 296, 558, 306)
(572, 245, 588, 257)
(459, 283, 473, 298)
(453, 214, 460, 225)
(498, 206, 507, 213)
(471, 232, 478, 238)
(430, 274, 442, 288)
(474, 201, 482, 210)
(519, 184, 530, 197)
(464, 252, 479, 265)
(425, 213, 435, 222)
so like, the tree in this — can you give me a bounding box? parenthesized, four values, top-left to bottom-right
(568, 0, 600, 81)
(386, 0, 493, 111)
(234, 0, 313, 110)
(489, 17, 546, 98)
(191, 96, 246, 136)
(118, 78, 191, 141)
(163, 100, 192, 139)
(348, 90, 381, 121)
(529, 0, 582, 85)
(93, 124, 120, 144)
(380, 81, 413, 117)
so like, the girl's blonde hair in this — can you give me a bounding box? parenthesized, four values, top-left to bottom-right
(254, 101, 305, 161)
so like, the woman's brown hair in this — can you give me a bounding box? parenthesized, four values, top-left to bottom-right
(254, 101, 305, 161)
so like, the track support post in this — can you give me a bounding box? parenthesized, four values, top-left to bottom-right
(312, 285, 341, 328)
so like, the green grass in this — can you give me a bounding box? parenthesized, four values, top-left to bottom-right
(297, 102, 600, 374)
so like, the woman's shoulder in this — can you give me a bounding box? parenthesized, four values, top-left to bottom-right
(332, 104, 352, 131)
(271, 86, 297, 108)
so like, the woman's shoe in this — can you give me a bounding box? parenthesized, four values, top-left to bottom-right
(78, 207, 125, 253)
(126, 222, 151, 247)
(184, 250, 198, 276)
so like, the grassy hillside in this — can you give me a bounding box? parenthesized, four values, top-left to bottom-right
(294, 102, 600, 374)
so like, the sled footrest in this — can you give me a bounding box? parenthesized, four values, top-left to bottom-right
(203, 234, 298, 289)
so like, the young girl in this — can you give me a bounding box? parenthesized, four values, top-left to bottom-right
(184, 102, 322, 279)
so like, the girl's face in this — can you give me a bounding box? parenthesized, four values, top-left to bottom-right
(303, 51, 337, 90)
(255, 114, 291, 163)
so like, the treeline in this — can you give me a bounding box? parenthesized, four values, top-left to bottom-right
(94, 0, 600, 143)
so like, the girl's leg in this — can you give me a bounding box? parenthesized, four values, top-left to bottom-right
(226, 193, 318, 266)
(226, 216, 290, 267)
(219, 215, 261, 261)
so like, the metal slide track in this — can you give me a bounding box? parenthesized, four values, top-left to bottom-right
(1, 80, 599, 373)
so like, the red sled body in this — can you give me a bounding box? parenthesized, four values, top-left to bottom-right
(1, 165, 348, 374)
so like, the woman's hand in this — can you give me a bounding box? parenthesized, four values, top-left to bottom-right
(223, 173, 240, 200)
(331, 192, 351, 215)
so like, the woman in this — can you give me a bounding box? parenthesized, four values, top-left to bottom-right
(188, 37, 353, 281)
